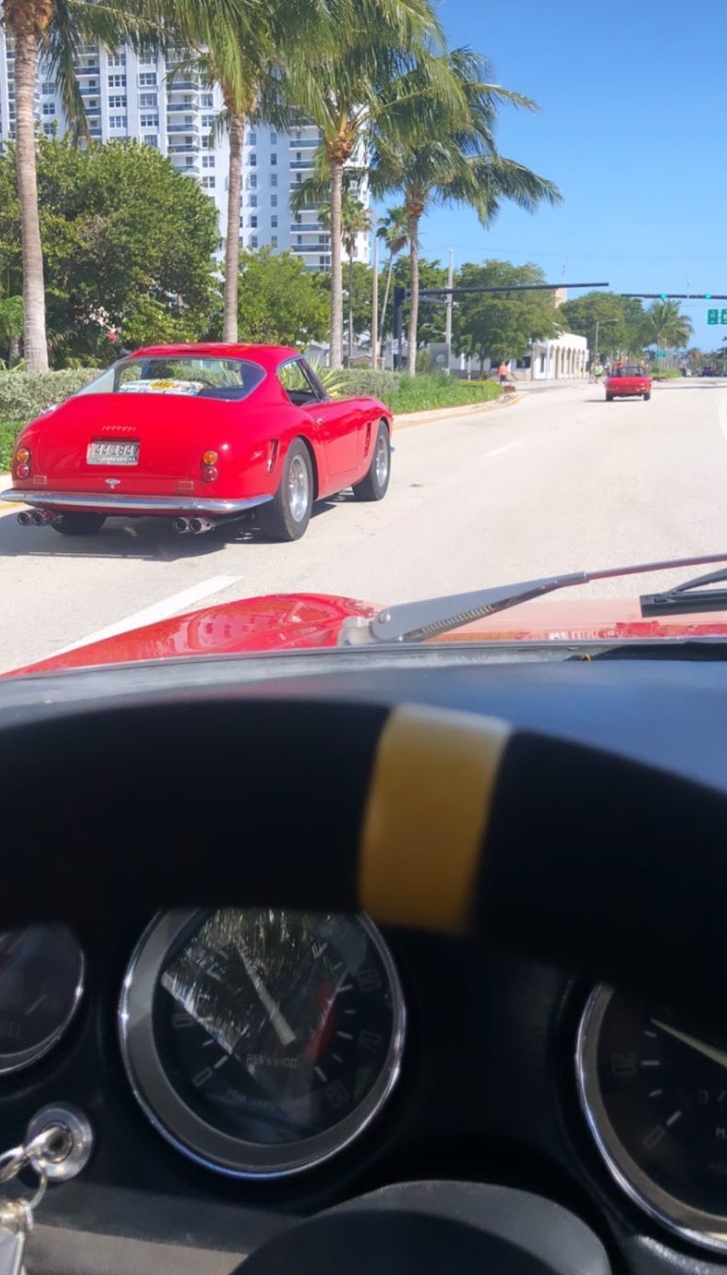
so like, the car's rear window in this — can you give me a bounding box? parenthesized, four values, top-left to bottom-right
(612, 366, 646, 377)
(75, 356, 266, 401)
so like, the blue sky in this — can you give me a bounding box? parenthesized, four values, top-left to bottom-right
(385, 0, 727, 350)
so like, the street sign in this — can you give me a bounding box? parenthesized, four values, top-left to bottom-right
(655, 350, 666, 358)
(721, 310, 727, 325)
(709, 309, 719, 324)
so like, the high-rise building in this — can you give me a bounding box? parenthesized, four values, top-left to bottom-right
(0, 35, 370, 273)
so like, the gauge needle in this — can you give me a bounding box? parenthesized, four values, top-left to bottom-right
(236, 945, 296, 1048)
(651, 1020, 727, 1072)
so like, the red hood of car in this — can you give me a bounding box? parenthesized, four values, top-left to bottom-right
(7, 592, 727, 677)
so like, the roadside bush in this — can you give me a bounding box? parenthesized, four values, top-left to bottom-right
(333, 369, 403, 400)
(0, 370, 96, 426)
(0, 421, 21, 471)
(330, 370, 500, 414)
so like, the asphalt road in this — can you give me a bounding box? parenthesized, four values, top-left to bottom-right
(3, 377, 727, 673)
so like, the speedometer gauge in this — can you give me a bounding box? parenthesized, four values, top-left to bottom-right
(577, 985, 727, 1253)
(120, 908, 405, 1178)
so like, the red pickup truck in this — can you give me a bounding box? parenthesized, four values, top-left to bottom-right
(605, 365, 652, 402)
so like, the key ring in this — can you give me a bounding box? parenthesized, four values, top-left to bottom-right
(0, 1138, 50, 1209)
(0, 1145, 30, 1187)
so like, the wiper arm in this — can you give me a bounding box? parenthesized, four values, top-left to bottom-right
(641, 565, 727, 616)
(339, 552, 727, 646)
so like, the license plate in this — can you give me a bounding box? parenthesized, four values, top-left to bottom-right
(87, 441, 139, 465)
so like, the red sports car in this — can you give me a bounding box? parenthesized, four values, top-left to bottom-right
(1, 343, 393, 541)
(605, 364, 652, 402)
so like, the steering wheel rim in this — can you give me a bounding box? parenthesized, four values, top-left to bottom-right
(0, 695, 723, 1025)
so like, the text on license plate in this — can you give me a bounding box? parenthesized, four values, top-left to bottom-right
(87, 441, 139, 465)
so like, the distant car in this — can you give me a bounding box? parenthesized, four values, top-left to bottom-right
(605, 365, 652, 402)
(699, 367, 719, 378)
(1, 344, 393, 542)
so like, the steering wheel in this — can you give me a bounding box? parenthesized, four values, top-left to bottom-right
(2, 695, 723, 1273)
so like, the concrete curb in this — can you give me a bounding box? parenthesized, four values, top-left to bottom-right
(393, 392, 521, 430)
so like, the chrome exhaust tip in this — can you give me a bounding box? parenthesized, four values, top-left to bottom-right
(188, 517, 214, 534)
(172, 517, 190, 535)
(30, 509, 51, 526)
(17, 510, 33, 526)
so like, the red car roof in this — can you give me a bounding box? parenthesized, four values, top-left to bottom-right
(129, 343, 300, 371)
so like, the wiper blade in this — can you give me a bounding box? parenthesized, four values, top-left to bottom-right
(641, 565, 727, 616)
(339, 552, 727, 646)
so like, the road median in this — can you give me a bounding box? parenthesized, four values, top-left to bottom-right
(393, 392, 522, 429)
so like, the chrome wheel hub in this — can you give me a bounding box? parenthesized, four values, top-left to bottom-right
(375, 432, 389, 487)
(287, 454, 309, 522)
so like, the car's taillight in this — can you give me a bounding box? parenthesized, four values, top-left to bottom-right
(200, 449, 219, 482)
(15, 446, 31, 479)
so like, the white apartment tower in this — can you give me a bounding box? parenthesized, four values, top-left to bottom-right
(0, 35, 370, 272)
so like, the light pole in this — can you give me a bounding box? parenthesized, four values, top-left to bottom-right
(371, 220, 379, 371)
(593, 317, 617, 370)
(444, 248, 454, 375)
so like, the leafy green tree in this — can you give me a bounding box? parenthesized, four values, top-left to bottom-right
(370, 48, 561, 373)
(451, 261, 560, 371)
(233, 247, 329, 346)
(0, 138, 219, 364)
(0, 0, 156, 370)
(559, 291, 645, 360)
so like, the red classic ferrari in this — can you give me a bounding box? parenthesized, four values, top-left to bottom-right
(1, 344, 393, 541)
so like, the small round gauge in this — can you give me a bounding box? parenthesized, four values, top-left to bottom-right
(120, 908, 405, 1178)
(577, 984, 727, 1253)
(0, 925, 84, 1075)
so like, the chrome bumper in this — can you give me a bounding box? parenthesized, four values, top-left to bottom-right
(0, 490, 272, 516)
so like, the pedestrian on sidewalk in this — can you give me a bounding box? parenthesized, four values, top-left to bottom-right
(498, 360, 509, 386)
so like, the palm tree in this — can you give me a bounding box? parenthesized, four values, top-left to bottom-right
(0, 0, 160, 372)
(321, 195, 372, 362)
(377, 205, 408, 360)
(0, 295, 24, 367)
(370, 49, 562, 374)
(285, 3, 448, 368)
(642, 300, 692, 359)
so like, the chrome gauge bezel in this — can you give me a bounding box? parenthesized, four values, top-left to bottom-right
(119, 908, 406, 1179)
(0, 926, 85, 1076)
(577, 984, 727, 1254)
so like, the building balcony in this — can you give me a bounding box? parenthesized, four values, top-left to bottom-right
(166, 100, 197, 113)
(75, 65, 100, 77)
(289, 136, 319, 147)
(166, 81, 199, 94)
(289, 224, 327, 234)
(289, 160, 315, 170)
(167, 122, 199, 134)
(168, 143, 200, 154)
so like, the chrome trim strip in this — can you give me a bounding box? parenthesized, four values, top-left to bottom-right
(577, 985, 727, 1254)
(1, 490, 272, 516)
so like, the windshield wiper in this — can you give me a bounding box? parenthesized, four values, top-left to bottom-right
(338, 552, 727, 646)
(641, 565, 727, 616)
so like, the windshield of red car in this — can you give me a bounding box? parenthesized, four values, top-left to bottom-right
(612, 367, 645, 378)
(74, 357, 266, 401)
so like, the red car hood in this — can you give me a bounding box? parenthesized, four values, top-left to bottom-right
(7, 592, 727, 677)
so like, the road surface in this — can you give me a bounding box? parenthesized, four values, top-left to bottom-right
(2, 378, 727, 672)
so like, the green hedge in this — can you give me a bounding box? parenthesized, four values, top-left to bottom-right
(0, 370, 96, 427)
(0, 422, 21, 472)
(333, 370, 501, 414)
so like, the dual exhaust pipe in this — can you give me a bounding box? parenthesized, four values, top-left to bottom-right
(17, 509, 59, 527)
(172, 516, 216, 536)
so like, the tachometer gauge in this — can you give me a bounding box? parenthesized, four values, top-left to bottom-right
(120, 908, 405, 1178)
(577, 985, 727, 1253)
(0, 925, 84, 1074)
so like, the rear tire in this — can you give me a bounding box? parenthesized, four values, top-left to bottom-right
(644, 392, 651, 401)
(606, 395, 614, 402)
(353, 422, 391, 502)
(51, 513, 106, 536)
(258, 439, 313, 541)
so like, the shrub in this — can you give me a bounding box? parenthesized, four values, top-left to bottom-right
(0, 370, 96, 425)
(0, 421, 21, 472)
(332, 369, 404, 400)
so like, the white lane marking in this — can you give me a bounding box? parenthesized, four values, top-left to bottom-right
(480, 441, 523, 460)
(42, 575, 243, 659)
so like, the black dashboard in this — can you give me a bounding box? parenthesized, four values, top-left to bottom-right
(1, 643, 727, 1274)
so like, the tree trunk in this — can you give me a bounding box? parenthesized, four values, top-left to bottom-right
(328, 159, 344, 369)
(347, 251, 354, 365)
(406, 211, 420, 377)
(379, 255, 394, 360)
(9, 336, 20, 368)
(222, 109, 244, 344)
(14, 29, 48, 372)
